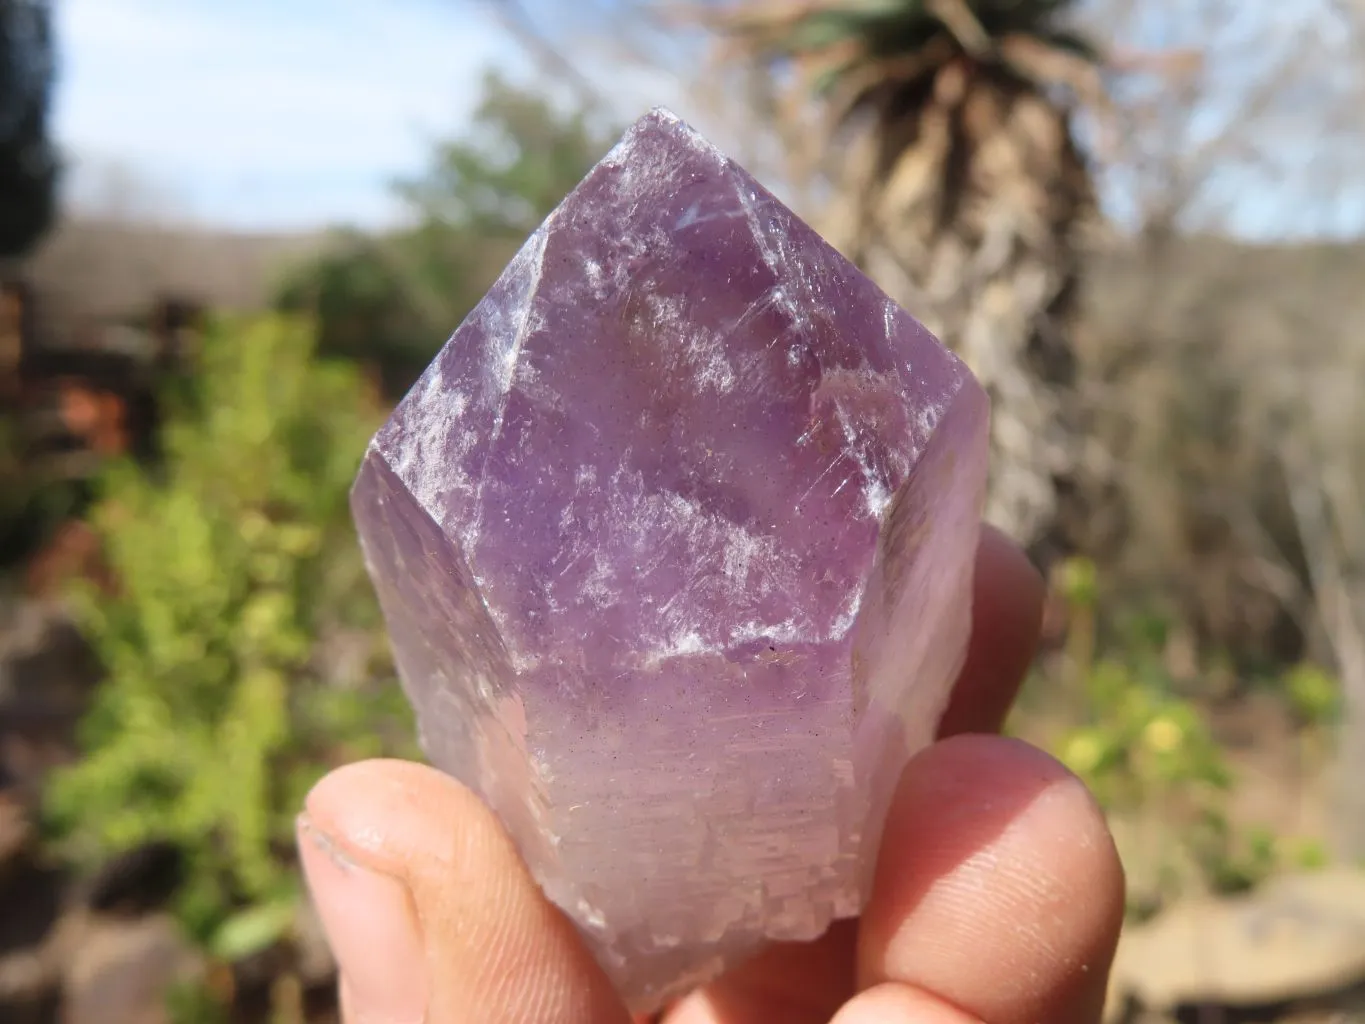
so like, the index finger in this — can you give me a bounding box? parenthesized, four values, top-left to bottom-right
(936, 523, 1045, 738)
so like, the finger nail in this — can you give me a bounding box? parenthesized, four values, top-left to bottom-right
(297, 814, 428, 1024)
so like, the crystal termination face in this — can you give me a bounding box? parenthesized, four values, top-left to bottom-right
(350, 108, 990, 1013)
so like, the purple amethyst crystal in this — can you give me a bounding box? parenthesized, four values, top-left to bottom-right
(350, 108, 989, 1011)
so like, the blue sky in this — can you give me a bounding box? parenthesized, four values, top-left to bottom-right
(54, 0, 541, 229)
(52, 0, 1365, 239)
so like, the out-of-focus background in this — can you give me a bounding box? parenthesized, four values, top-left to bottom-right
(0, 0, 1363, 1021)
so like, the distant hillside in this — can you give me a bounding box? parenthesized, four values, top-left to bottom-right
(17, 215, 1365, 363)
(22, 215, 329, 324)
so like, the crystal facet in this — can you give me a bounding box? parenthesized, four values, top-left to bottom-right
(350, 109, 989, 1012)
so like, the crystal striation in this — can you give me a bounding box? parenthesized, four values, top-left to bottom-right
(350, 108, 990, 1012)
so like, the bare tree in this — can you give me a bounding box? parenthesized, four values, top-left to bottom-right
(1079, 0, 1365, 241)
(1075, 0, 1365, 852)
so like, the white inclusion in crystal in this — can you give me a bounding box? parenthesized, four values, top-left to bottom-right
(830, 586, 863, 639)
(494, 225, 550, 396)
(696, 341, 736, 394)
(599, 129, 642, 188)
(676, 201, 702, 230)
(642, 630, 719, 668)
(729, 616, 810, 646)
(596, 109, 720, 198)
(884, 301, 897, 340)
(917, 401, 943, 438)
(831, 400, 893, 520)
(862, 479, 892, 521)
(391, 365, 474, 526)
(460, 222, 552, 550)
(581, 554, 620, 609)
(720, 525, 769, 589)
(473, 669, 501, 708)
(575, 897, 608, 931)
(795, 456, 843, 509)
(584, 258, 604, 297)
(734, 182, 801, 323)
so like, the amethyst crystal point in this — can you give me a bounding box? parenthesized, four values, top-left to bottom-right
(350, 108, 989, 1011)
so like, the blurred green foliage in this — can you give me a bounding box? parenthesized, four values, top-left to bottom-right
(1032, 556, 1336, 916)
(1283, 661, 1342, 727)
(42, 314, 412, 958)
(276, 70, 619, 400)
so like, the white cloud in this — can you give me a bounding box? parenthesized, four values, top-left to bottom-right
(53, 0, 530, 229)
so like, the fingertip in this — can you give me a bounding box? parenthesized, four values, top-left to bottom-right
(302, 758, 475, 873)
(296, 810, 428, 1024)
(860, 735, 1124, 1024)
(300, 758, 632, 1024)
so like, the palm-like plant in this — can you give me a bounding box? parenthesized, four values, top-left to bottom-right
(705, 0, 1113, 560)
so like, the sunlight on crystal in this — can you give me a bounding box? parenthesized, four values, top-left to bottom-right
(351, 108, 989, 1013)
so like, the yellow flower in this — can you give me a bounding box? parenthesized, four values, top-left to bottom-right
(1142, 715, 1183, 754)
(1062, 731, 1103, 775)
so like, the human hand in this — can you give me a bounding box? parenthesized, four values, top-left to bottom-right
(296, 525, 1124, 1024)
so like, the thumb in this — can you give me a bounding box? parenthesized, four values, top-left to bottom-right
(297, 758, 631, 1024)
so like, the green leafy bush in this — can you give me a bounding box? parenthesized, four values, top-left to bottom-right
(42, 314, 413, 956)
(1026, 557, 1330, 915)
(1283, 661, 1342, 727)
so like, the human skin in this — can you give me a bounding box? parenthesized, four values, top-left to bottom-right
(297, 525, 1126, 1024)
